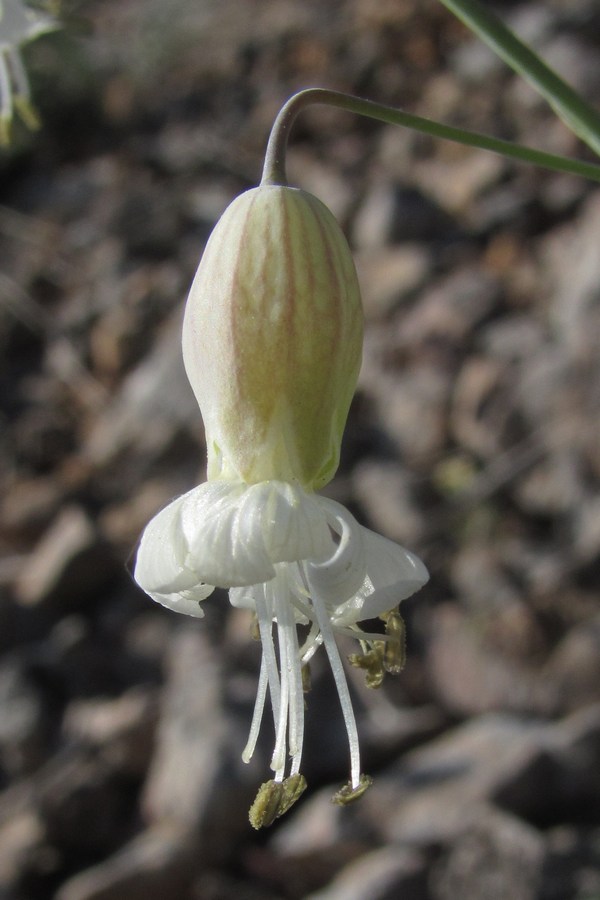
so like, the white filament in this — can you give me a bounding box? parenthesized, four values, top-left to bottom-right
(254, 583, 281, 750)
(301, 564, 361, 790)
(241, 652, 268, 764)
(271, 586, 290, 779)
(286, 601, 304, 777)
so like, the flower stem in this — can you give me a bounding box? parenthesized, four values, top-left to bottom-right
(260, 88, 600, 188)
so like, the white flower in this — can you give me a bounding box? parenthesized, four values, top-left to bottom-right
(135, 479, 428, 824)
(0, 0, 58, 142)
(134, 183, 429, 826)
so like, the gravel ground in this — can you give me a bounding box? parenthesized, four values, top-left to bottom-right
(0, 1, 599, 897)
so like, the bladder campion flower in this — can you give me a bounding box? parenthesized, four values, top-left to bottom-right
(0, 0, 58, 143)
(134, 184, 429, 828)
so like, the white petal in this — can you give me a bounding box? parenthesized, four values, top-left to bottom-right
(245, 481, 332, 565)
(180, 480, 333, 587)
(144, 585, 213, 618)
(229, 584, 258, 609)
(304, 498, 367, 605)
(134, 491, 203, 594)
(180, 481, 275, 585)
(137, 479, 335, 610)
(134, 491, 215, 616)
(334, 528, 429, 625)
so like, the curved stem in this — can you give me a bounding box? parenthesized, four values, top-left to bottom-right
(260, 88, 600, 188)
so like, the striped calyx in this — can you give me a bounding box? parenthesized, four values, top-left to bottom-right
(182, 185, 363, 490)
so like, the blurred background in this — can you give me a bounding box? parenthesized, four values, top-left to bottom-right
(1, 0, 599, 897)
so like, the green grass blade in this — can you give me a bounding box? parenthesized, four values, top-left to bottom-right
(439, 0, 600, 157)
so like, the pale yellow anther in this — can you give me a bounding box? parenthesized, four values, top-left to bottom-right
(332, 773, 373, 806)
(248, 780, 284, 829)
(248, 774, 307, 829)
(382, 609, 407, 674)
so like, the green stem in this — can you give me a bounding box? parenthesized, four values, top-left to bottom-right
(439, 0, 600, 157)
(261, 88, 600, 187)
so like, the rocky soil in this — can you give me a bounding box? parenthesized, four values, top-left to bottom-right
(0, 0, 599, 897)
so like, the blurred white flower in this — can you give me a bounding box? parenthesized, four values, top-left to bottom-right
(0, 0, 58, 142)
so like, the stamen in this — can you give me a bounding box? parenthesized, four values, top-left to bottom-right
(254, 583, 281, 743)
(289, 591, 315, 622)
(279, 773, 307, 815)
(248, 780, 284, 829)
(348, 644, 385, 689)
(270, 569, 306, 779)
(287, 619, 304, 776)
(242, 652, 268, 763)
(301, 564, 362, 790)
(333, 625, 395, 643)
(298, 620, 322, 664)
(382, 608, 406, 673)
(271, 585, 290, 778)
(332, 773, 373, 806)
(248, 774, 307, 829)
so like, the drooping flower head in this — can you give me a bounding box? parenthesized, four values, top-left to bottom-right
(135, 182, 429, 827)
